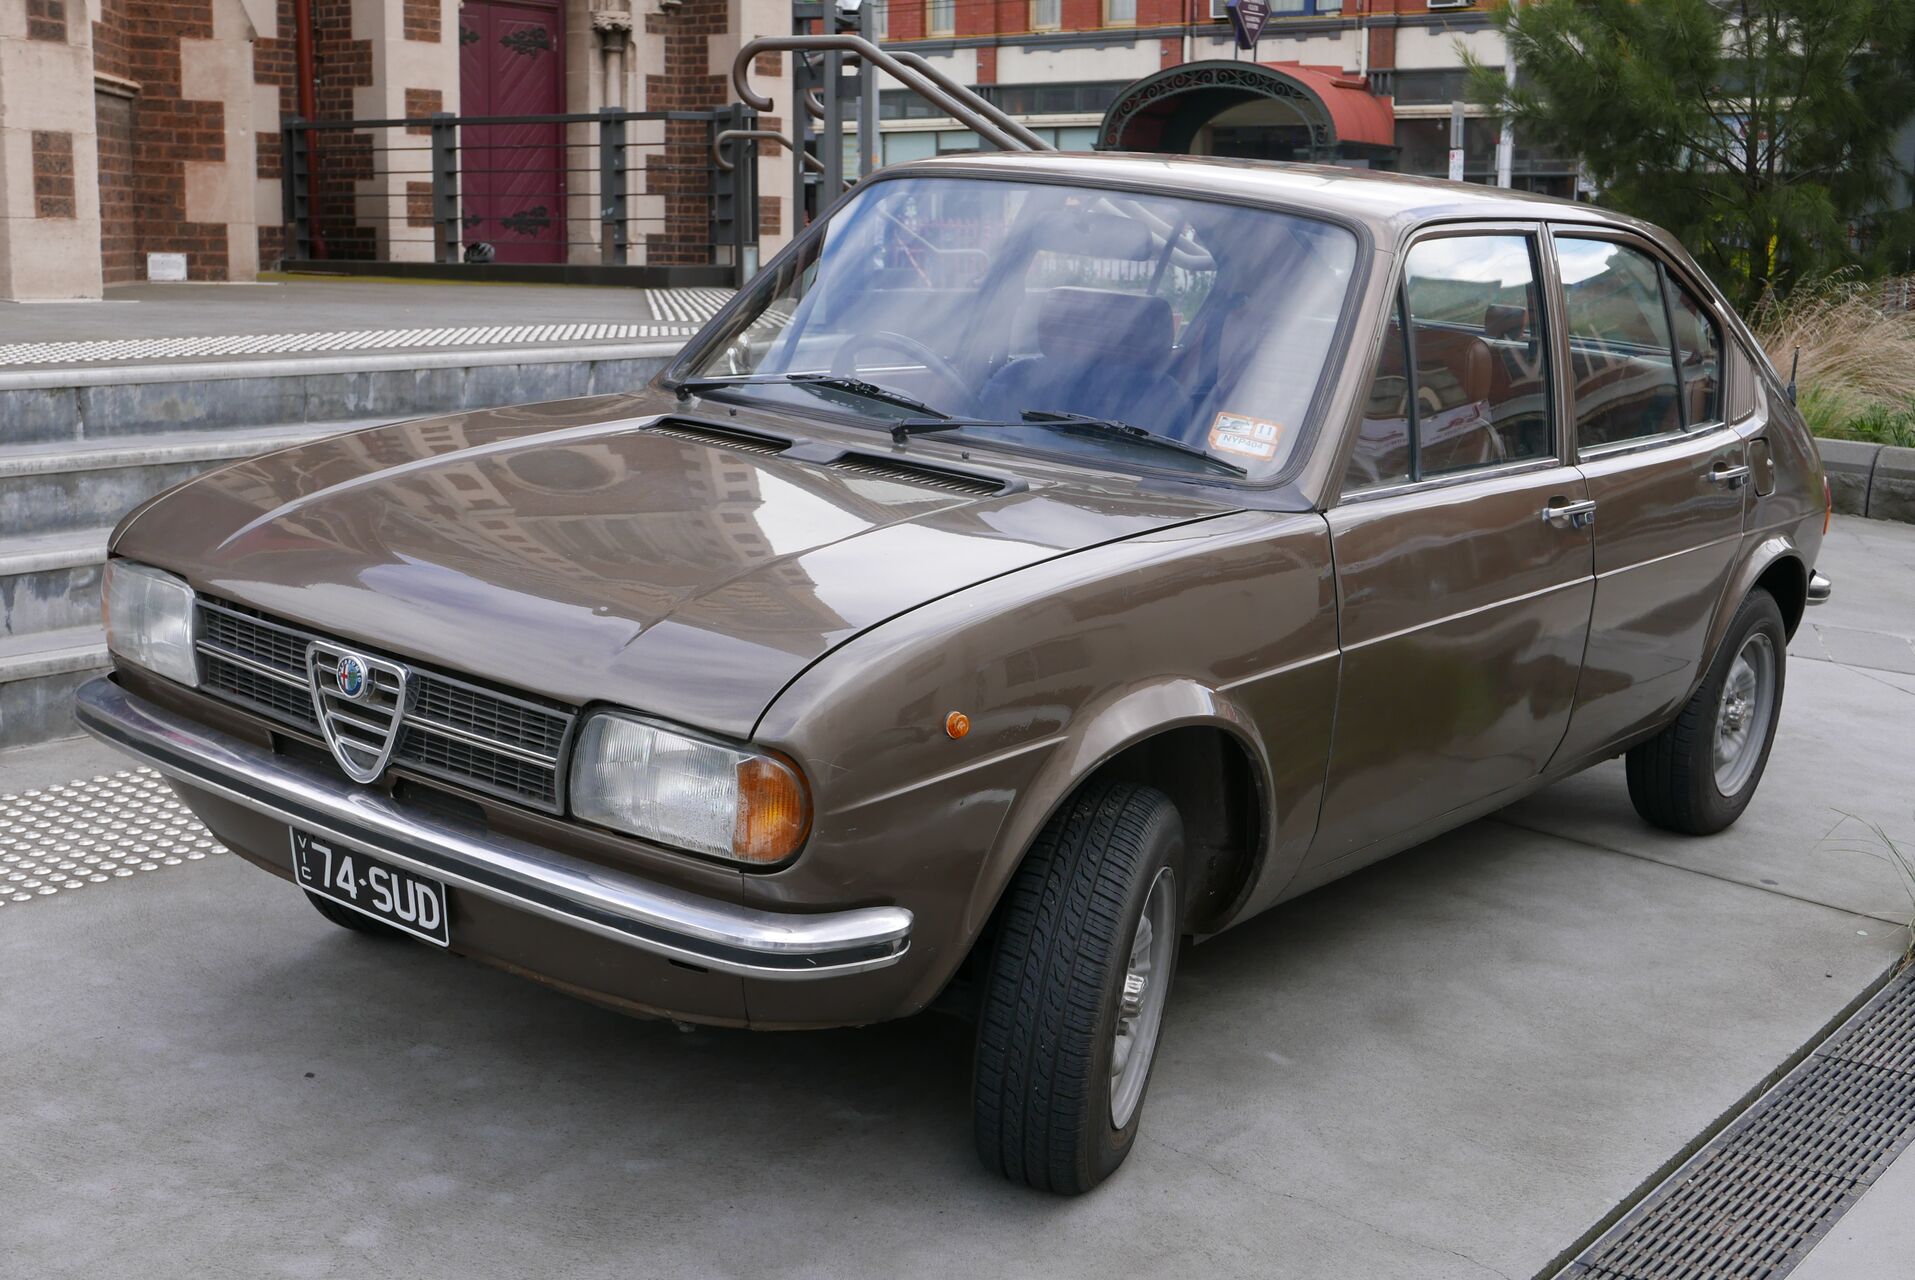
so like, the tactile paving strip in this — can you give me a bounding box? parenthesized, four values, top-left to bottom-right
(0, 769, 219, 907)
(1565, 968, 1915, 1280)
(0, 289, 737, 366)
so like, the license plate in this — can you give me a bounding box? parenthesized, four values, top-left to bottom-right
(290, 829, 450, 946)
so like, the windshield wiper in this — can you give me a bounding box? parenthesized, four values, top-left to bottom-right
(675, 372, 949, 421)
(891, 409, 1246, 477)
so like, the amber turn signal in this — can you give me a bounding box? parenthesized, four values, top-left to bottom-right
(733, 755, 811, 863)
(945, 711, 970, 739)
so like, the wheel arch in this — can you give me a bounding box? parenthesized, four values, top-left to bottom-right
(1705, 536, 1808, 671)
(965, 680, 1277, 950)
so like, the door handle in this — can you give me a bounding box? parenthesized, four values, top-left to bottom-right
(1709, 464, 1752, 488)
(1541, 498, 1597, 529)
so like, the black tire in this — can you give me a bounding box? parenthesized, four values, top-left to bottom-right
(304, 890, 404, 938)
(972, 779, 1183, 1194)
(1626, 588, 1787, 835)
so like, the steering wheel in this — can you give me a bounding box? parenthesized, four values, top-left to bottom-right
(830, 331, 976, 416)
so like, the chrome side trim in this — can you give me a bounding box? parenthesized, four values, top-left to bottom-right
(1807, 571, 1833, 605)
(74, 677, 912, 980)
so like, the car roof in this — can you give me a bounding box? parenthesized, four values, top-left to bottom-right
(893, 150, 1662, 244)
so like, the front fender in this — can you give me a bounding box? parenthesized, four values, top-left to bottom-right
(744, 508, 1337, 1019)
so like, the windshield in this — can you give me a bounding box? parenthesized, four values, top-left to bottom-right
(677, 174, 1360, 482)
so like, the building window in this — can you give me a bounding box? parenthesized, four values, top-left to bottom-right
(927, 0, 953, 34)
(876, 82, 1127, 121)
(1106, 0, 1135, 24)
(1031, 0, 1060, 28)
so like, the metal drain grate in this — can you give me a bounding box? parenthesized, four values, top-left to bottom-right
(1564, 969, 1915, 1279)
(0, 770, 219, 908)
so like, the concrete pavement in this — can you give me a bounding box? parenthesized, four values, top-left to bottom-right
(2, 518, 1911, 1280)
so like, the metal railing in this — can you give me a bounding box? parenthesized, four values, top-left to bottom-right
(279, 106, 757, 282)
(726, 33, 1050, 233)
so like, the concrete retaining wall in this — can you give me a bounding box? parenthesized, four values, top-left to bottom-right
(1818, 438, 1915, 524)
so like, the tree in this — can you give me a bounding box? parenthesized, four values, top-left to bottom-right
(1466, 0, 1915, 304)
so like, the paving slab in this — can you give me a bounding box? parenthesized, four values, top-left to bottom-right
(0, 734, 132, 794)
(0, 782, 1900, 1280)
(3, 508, 1911, 1280)
(1805, 516, 1915, 638)
(1499, 658, 1915, 930)
(1503, 516, 1915, 935)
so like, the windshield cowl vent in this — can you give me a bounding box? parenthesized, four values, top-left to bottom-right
(827, 454, 1008, 497)
(646, 418, 791, 456)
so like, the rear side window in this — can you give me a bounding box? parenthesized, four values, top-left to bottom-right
(1556, 238, 1683, 449)
(1344, 233, 1554, 491)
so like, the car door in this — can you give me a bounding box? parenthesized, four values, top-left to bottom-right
(1310, 227, 1596, 868)
(1548, 233, 1749, 763)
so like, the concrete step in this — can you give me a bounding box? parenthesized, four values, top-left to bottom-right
(0, 421, 370, 535)
(0, 527, 112, 638)
(0, 340, 685, 749)
(0, 624, 107, 748)
(1, 342, 677, 444)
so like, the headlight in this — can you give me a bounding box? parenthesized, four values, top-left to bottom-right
(570, 712, 810, 864)
(102, 560, 199, 688)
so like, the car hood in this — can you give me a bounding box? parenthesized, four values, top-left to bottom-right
(116, 392, 1230, 737)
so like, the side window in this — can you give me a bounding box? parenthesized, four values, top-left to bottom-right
(1668, 281, 1722, 426)
(1403, 235, 1552, 476)
(1556, 238, 1682, 449)
(1344, 233, 1553, 493)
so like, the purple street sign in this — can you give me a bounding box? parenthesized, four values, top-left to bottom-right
(1226, 0, 1269, 49)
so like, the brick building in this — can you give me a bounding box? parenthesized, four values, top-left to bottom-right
(0, 0, 790, 300)
(864, 0, 1575, 189)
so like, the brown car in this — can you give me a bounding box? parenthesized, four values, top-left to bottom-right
(79, 154, 1832, 1193)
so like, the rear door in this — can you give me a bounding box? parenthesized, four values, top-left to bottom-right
(1311, 227, 1595, 867)
(1549, 233, 1748, 762)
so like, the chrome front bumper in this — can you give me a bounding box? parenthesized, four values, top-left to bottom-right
(74, 677, 911, 980)
(1807, 571, 1833, 605)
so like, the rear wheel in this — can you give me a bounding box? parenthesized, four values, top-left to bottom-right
(1626, 588, 1786, 835)
(972, 780, 1183, 1194)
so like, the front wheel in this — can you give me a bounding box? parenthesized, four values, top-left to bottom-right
(972, 780, 1183, 1194)
(1626, 588, 1786, 835)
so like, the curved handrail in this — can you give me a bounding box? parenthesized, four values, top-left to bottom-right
(713, 127, 821, 174)
(732, 35, 1047, 154)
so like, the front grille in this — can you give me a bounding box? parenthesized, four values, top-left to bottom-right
(193, 598, 575, 812)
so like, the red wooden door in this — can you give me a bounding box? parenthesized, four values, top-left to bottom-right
(458, 0, 566, 264)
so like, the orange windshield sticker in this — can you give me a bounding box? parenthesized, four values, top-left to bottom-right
(1207, 412, 1284, 461)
